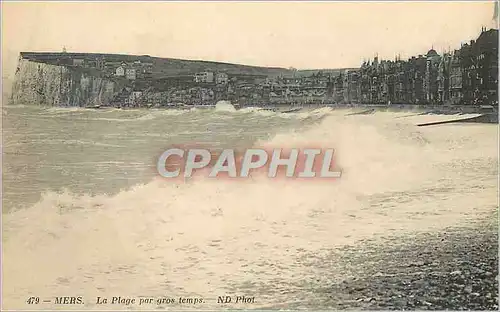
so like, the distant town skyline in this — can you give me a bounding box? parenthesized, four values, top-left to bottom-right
(2, 1, 498, 77)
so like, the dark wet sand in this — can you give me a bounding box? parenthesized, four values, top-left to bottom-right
(324, 217, 498, 310)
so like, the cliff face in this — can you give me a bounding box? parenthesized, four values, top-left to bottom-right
(9, 52, 341, 108)
(10, 59, 116, 107)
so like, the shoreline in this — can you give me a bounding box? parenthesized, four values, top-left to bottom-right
(5, 102, 498, 112)
(322, 218, 499, 310)
(3, 103, 498, 123)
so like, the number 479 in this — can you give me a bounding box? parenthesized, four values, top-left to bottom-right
(27, 297, 40, 304)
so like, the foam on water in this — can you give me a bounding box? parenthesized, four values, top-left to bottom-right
(215, 100, 237, 112)
(2, 107, 498, 310)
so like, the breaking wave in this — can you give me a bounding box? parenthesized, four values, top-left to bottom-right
(14, 104, 338, 123)
(2, 107, 498, 310)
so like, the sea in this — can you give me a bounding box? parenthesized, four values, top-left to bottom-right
(1, 103, 498, 310)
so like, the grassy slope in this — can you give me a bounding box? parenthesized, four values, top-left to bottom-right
(19, 52, 352, 78)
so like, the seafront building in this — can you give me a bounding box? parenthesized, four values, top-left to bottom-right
(332, 28, 498, 106)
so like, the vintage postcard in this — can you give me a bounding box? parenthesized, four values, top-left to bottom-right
(1, 0, 499, 311)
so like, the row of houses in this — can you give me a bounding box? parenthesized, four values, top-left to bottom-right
(194, 72, 229, 84)
(116, 87, 218, 107)
(331, 28, 498, 106)
(55, 55, 154, 81)
(109, 60, 153, 80)
(264, 72, 331, 89)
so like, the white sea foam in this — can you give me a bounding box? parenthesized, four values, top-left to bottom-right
(2, 109, 498, 310)
(215, 100, 237, 112)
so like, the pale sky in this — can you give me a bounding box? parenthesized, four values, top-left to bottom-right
(1, 1, 498, 77)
